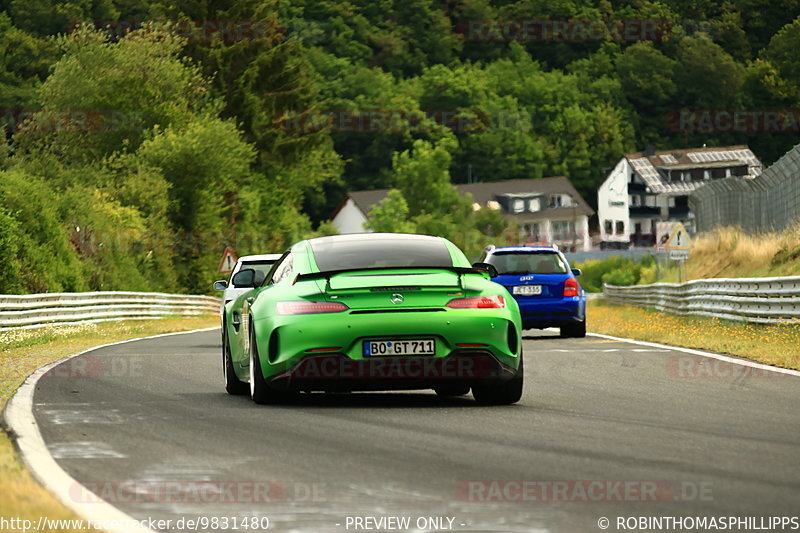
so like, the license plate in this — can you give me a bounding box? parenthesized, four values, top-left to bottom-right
(513, 285, 542, 296)
(363, 339, 435, 357)
(514, 285, 542, 296)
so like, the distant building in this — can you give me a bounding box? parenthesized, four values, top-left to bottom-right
(330, 176, 595, 251)
(597, 145, 762, 248)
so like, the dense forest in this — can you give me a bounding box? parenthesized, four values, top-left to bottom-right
(1, 0, 799, 294)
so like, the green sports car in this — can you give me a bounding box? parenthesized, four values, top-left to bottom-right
(219, 233, 524, 405)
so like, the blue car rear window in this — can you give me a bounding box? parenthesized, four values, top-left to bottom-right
(488, 252, 567, 275)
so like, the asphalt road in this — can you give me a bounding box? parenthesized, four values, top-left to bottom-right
(32, 329, 800, 533)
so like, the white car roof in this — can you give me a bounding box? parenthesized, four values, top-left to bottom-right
(238, 254, 282, 262)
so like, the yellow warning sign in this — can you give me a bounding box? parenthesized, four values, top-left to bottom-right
(664, 223, 692, 250)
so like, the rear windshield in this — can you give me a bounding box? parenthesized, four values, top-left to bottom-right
(310, 237, 453, 271)
(487, 251, 567, 275)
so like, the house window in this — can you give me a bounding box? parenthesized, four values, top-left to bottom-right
(668, 197, 676, 207)
(548, 195, 563, 208)
(634, 222, 642, 234)
(711, 168, 725, 179)
(604, 220, 613, 234)
(528, 198, 541, 212)
(733, 165, 748, 176)
(615, 221, 624, 235)
(691, 169, 704, 180)
(552, 221, 575, 239)
(512, 199, 524, 213)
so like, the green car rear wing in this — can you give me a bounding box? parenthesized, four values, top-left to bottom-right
(292, 266, 487, 291)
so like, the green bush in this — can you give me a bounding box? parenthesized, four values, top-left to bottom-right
(602, 267, 638, 287)
(0, 210, 23, 293)
(574, 255, 661, 292)
(0, 169, 85, 293)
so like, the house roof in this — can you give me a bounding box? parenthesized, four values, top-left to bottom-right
(334, 177, 595, 220)
(624, 145, 762, 194)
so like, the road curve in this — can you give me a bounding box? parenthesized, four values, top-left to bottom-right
(29, 329, 800, 533)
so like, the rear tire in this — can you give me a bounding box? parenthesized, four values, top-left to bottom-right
(472, 357, 523, 405)
(223, 329, 248, 395)
(434, 384, 470, 397)
(560, 320, 586, 338)
(249, 323, 294, 405)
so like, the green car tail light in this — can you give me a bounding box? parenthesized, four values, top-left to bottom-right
(276, 301, 350, 315)
(446, 295, 506, 309)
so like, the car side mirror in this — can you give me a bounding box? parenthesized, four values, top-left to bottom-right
(213, 280, 228, 291)
(231, 268, 256, 288)
(472, 262, 498, 278)
(571, 268, 582, 277)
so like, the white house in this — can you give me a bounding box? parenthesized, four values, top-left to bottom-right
(331, 177, 595, 251)
(598, 145, 762, 248)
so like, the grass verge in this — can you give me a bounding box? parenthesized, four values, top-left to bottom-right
(587, 299, 800, 371)
(1, 317, 219, 532)
(658, 225, 800, 282)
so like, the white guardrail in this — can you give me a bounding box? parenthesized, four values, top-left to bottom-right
(603, 276, 800, 325)
(0, 292, 220, 331)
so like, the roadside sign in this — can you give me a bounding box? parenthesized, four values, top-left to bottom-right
(218, 248, 237, 273)
(664, 223, 692, 250)
(668, 249, 691, 260)
(664, 223, 692, 283)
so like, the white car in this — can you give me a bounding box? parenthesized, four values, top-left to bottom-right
(213, 254, 282, 318)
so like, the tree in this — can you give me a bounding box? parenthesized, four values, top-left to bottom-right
(0, 169, 85, 293)
(614, 42, 677, 145)
(0, 209, 23, 293)
(15, 24, 213, 163)
(365, 189, 416, 233)
(674, 33, 745, 109)
(391, 137, 467, 218)
(134, 119, 257, 291)
(763, 15, 800, 99)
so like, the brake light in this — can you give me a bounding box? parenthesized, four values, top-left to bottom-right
(446, 296, 505, 309)
(564, 277, 579, 297)
(276, 301, 349, 315)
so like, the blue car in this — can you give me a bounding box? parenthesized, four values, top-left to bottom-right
(476, 245, 586, 337)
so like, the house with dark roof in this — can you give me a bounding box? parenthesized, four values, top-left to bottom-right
(597, 145, 762, 248)
(330, 176, 595, 251)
